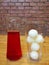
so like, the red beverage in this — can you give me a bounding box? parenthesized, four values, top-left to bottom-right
(7, 32, 22, 61)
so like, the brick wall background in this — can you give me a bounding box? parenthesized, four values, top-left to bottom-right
(0, 0, 49, 35)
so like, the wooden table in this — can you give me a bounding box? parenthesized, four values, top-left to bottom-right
(0, 35, 49, 65)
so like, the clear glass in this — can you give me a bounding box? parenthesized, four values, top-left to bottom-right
(27, 42, 42, 61)
(25, 23, 44, 62)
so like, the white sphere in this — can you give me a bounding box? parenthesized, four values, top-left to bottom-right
(30, 51, 39, 60)
(28, 29, 38, 38)
(27, 36, 34, 43)
(36, 34, 44, 43)
(31, 43, 40, 51)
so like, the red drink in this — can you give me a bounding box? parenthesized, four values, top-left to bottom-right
(7, 32, 22, 61)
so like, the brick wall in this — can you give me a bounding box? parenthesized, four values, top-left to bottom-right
(0, 0, 49, 35)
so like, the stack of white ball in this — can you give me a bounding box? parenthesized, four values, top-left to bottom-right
(27, 29, 44, 60)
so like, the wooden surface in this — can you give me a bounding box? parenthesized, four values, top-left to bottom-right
(0, 35, 49, 65)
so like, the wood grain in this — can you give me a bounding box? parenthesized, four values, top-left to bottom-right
(0, 35, 49, 65)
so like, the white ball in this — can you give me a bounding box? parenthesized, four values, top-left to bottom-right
(30, 51, 39, 60)
(28, 29, 38, 38)
(31, 43, 40, 51)
(27, 36, 34, 43)
(36, 34, 44, 43)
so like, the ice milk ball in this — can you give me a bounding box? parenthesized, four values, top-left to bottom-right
(28, 29, 38, 38)
(31, 43, 40, 51)
(36, 34, 44, 43)
(30, 51, 39, 60)
(27, 36, 34, 43)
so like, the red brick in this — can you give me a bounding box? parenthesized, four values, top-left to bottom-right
(45, 2, 49, 6)
(46, 14, 49, 17)
(39, 6, 46, 10)
(25, 13, 31, 17)
(10, 13, 18, 17)
(28, 17, 36, 21)
(32, 14, 39, 17)
(25, 7, 32, 9)
(18, 13, 25, 17)
(9, 3, 15, 6)
(30, 3, 37, 6)
(36, 11, 44, 14)
(0, 7, 4, 9)
(8, 10, 23, 13)
(6, 14, 11, 17)
(8, 10, 16, 13)
(37, 17, 42, 21)
(0, 0, 2, 2)
(30, 10, 36, 13)
(33, 0, 39, 2)
(15, 3, 22, 6)
(18, 6, 24, 9)
(36, 17, 45, 21)
(40, 0, 47, 2)
(37, 14, 47, 17)
(23, 3, 29, 6)
(11, 6, 17, 9)
(18, 0, 25, 2)
(4, 6, 10, 9)
(1, 3, 9, 6)
(3, 0, 10, 2)
(32, 6, 39, 10)
(26, 18, 33, 21)
(0, 10, 8, 14)
(44, 10, 49, 13)
(25, 0, 32, 2)
(37, 3, 45, 6)
(23, 10, 30, 13)
(11, 0, 18, 2)
(13, 10, 30, 14)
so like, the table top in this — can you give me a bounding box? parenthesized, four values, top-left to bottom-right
(0, 35, 49, 65)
